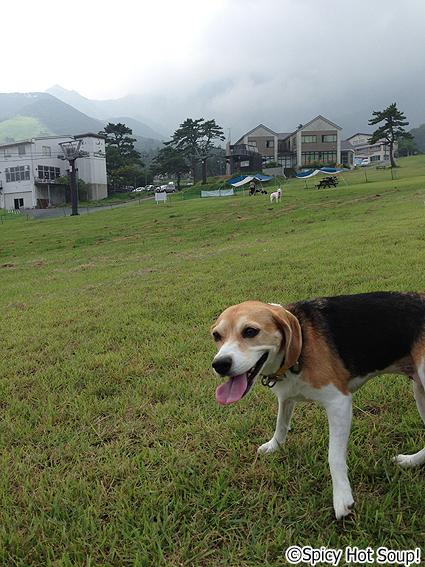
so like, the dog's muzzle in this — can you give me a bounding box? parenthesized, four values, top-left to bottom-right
(214, 352, 269, 405)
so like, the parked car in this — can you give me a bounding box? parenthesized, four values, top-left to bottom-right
(132, 187, 145, 192)
(361, 158, 370, 167)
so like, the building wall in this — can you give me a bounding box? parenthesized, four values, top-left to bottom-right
(75, 135, 107, 200)
(296, 117, 341, 166)
(0, 134, 108, 209)
(237, 125, 279, 164)
(0, 137, 71, 209)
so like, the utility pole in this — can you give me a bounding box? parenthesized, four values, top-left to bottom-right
(58, 139, 88, 216)
(201, 156, 208, 185)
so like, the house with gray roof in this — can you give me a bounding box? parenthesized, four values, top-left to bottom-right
(226, 115, 355, 174)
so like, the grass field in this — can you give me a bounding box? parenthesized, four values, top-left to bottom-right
(1, 157, 425, 565)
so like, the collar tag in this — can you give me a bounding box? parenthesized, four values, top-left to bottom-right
(261, 375, 281, 388)
(261, 360, 299, 389)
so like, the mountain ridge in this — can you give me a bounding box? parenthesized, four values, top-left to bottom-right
(0, 92, 166, 153)
(46, 85, 169, 140)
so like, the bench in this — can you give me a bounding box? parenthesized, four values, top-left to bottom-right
(317, 177, 338, 189)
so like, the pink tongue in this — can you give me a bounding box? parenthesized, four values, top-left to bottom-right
(215, 373, 248, 405)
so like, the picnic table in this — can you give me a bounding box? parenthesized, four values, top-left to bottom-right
(317, 176, 338, 189)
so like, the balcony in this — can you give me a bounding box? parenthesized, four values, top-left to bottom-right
(227, 144, 260, 157)
(34, 177, 64, 186)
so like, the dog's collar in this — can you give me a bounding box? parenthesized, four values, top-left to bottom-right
(261, 307, 300, 388)
(261, 360, 299, 388)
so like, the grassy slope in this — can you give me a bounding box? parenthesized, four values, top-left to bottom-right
(1, 157, 425, 565)
(0, 116, 54, 143)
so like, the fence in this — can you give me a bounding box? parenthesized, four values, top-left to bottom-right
(0, 210, 29, 223)
(200, 188, 235, 198)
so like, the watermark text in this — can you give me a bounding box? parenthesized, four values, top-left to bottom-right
(285, 545, 421, 566)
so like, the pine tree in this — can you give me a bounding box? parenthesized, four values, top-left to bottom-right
(151, 145, 190, 191)
(99, 123, 142, 174)
(167, 118, 224, 184)
(368, 103, 413, 167)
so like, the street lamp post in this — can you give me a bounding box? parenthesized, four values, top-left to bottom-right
(58, 139, 88, 216)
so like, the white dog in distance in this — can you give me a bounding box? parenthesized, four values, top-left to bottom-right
(270, 188, 282, 203)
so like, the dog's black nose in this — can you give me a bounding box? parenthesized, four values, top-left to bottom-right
(212, 356, 232, 376)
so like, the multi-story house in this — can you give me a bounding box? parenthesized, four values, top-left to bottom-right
(226, 116, 351, 174)
(0, 133, 107, 210)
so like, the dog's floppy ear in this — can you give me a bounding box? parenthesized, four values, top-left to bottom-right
(268, 305, 302, 367)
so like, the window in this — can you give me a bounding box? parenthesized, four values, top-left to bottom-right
(322, 134, 337, 143)
(278, 155, 293, 168)
(302, 151, 337, 165)
(301, 135, 317, 143)
(266, 140, 274, 148)
(5, 166, 30, 182)
(37, 165, 61, 180)
(4, 148, 11, 157)
(248, 140, 257, 146)
(42, 146, 51, 156)
(370, 155, 380, 162)
(18, 145, 26, 155)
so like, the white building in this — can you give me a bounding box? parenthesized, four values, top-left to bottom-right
(346, 133, 393, 165)
(0, 133, 107, 210)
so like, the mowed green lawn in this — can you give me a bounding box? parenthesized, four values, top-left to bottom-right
(1, 157, 425, 566)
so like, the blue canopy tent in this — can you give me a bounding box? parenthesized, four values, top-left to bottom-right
(294, 167, 347, 186)
(294, 167, 344, 178)
(226, 174, 275, 195)
(226, 174, 274, 187)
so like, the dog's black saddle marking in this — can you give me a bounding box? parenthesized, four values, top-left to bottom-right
(290, 291, 425, 378)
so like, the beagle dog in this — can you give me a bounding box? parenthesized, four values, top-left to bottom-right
(270, 188, 282, 203)
(211, 292, 425, 519)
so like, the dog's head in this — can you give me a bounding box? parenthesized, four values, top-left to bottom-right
(211, 301, 302, 405)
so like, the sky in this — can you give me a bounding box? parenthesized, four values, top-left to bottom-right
(3, 0, 425, 139)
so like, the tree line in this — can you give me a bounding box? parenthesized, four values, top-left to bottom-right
(98, 118, 225, 192)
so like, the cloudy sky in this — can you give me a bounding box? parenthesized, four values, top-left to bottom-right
(3, 0, 425, 139)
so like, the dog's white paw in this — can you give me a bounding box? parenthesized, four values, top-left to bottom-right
(394, 447, 425, 468)
(333, 490, 354, 519)
(257, 438, 280, 455)
(394, 454, 415, 468)
(334, 498, 354, 520)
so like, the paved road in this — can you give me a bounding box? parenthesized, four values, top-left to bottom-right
(22, 196, 153, 220)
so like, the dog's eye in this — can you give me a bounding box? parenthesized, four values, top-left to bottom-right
(243, 327, 259, 338)
(212, 332, 222, 342)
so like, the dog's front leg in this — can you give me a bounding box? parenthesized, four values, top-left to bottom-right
(323, 393, 354, 519)
(257, 399, 296, 454)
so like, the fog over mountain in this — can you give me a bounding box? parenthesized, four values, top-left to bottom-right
(1, 0, 425, 143)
